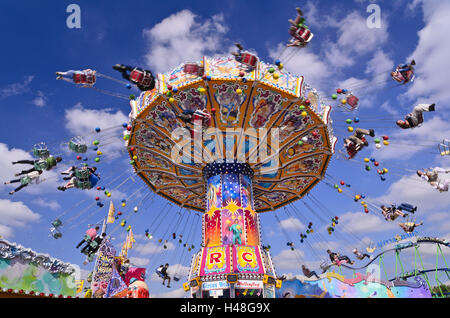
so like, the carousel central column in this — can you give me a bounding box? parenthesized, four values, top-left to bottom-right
(187, 162, 279, 298)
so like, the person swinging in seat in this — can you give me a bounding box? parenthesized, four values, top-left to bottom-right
(156, 264, 171, 288)
(112, 64, 155, 91)
(343, 128, 375, 159)
(396, 103, 435, 129)
(231, 43, 259, 71)
(57, 165, 99, 191)
(391, 60, 415, 84)
(287, 7, 314, 48)
(56, 69, 97, 87)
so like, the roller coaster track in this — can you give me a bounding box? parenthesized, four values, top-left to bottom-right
(388, 268, 450, 281)
(338, 238, 449, 271)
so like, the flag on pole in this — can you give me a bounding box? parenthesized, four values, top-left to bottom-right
(120, 240, 128, 258)
(107, 201, 115, 224)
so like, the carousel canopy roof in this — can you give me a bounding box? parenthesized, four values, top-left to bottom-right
(128, 56, 336, 212)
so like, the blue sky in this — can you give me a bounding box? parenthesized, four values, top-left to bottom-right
(0, 0, 449, 297)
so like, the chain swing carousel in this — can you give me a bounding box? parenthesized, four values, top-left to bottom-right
(125, 52, 337, 298)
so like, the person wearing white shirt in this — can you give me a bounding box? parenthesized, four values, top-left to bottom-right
(4, 170, 44, 195)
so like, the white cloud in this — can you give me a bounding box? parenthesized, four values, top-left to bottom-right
(269, 45, 332, 90)
(336, 11, 389, 56)
(143, 10, 229, 74)
(31, 198, 61, 211)
(324, 11, 389, 68)
(129, 256, 150, 267)
(278, 217, 305, 232)
(0, 75, 34, 97)
(134, 241, 175, 255)
(65, 103, 128, 136)
(365, 50, 394, 78)
(371, 171, 450, 211)
(405, 0, 450, 108)
(338, 211, 398, 234)
(150, 287, 188, 298)
(273, 248, 305, 270)
(64, 103, 128, 159)
(311, 240, 340, 251)
(32, 90, 47, 107)
(0, 199, 40, 238)
(369, 116, 449, 161)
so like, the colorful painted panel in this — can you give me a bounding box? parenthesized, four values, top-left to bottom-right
(232, 245, 264, 274)
(199, 246, 231, 276)
(240, 175, 253, 209)
(249, 88, 287, 129)
(174, 86, 208, 112)
(259, 61, 303, 97)
(204, 209, 221, 247)
(206, 56, 257, 80)
(212, 82, 248, 127)
(159, 61, 204, 91)
(244, 207, 260, 246)
(137, 88, 159, 115)
(207, 174, 222, 210)
(222, 207, 245, 246)
(92, 239, 116, 298)
(189, 251, 203, 280)
(276, 275, 431, 298)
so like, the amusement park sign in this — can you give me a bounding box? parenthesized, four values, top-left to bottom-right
(202, 280, 230, 290)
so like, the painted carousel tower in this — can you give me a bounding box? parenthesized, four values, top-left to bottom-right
(127, 54, 336, 298)
(187, 162, 278, 298)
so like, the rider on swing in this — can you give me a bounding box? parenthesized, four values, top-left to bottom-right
(56, 69, 97, 87)
(391, 60, 415, 84)
(287, 7, 313, 48)
(344, 128, 375, 159)
(57, 165, 99, 191)
(113, 64, 155, 91)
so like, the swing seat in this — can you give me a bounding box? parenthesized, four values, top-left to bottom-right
(439, 139, 450, 156)
(52, 232, 62, 239)
(73, 73, 96, 85)
(183, 63, 204, 76)
(240, 52, 258, 68)
(74, 179, 91, 190)
(83, 234, 92, 243)
(173, 276, 180, 282)
(20, 176, 31, 186)
(346, 95, 359, 109)
(33, 148, 49, 159)
(50, 228, 62, 239)
(293, 27, 313, 43)
(74, 169, 92, 190)
(75, 169, 90, 179)
(340, 142, 359, 160)
(130, 69, 155, 89)
(90, 241, 99, 249)
(392, 69, 414, 84)
(155, 270, 165, 279)
(51, 218, 62, 228)
(69, 139, 88, 153)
